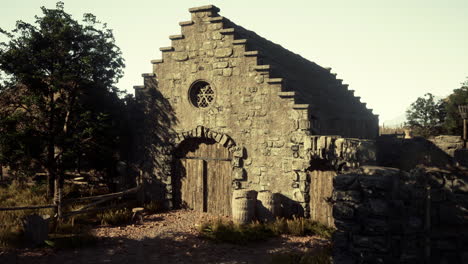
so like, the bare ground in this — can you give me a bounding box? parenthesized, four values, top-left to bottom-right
(0, 209, 330, 264)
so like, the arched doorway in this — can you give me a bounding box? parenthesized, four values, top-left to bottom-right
(173, 137, 232, 216)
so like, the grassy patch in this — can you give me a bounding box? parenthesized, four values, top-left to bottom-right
(198, 217, 335, 245)
(199, 219, 274, 245)
(0, 180, 53, 248)
(270, 247, 332, 264)
(97, 208, 132, 226)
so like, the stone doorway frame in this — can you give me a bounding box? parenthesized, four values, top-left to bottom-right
(171, 126, 247, 200)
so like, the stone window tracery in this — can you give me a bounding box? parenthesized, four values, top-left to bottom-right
(189, 81, 214, 108)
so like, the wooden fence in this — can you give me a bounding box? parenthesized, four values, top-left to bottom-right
(0, 186, 141, 219)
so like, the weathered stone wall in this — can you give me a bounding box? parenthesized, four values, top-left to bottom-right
(135, 6, 312, 210)
(332, 166, 468, 264)
(429, 135, 464, 157)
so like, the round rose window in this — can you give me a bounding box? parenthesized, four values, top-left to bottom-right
(189, 81, 215, 108)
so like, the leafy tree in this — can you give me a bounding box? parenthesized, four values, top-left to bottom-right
(405, 93, 445, 138)
(0, 2, 125, 197)
(443, 78, 468, 135)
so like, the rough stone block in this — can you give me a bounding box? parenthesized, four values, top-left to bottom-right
(334, 174, 358, 190)
(353, 235, 388, 252)
(214, 47, 233, 58)
(213, 61, 228, 68)
(332, 190, 361, 203)
(222, 68, 233, 76)
(172, 52, 188, 61)
(333, 203, 355, 219)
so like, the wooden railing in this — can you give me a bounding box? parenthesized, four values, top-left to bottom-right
(0, 186, 141, 218)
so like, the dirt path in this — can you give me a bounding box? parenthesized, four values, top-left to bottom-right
(0, 210, 330, 264)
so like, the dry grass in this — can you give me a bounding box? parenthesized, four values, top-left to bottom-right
(0, 180, 53, 248)
(198, 217, 335, 245)
(97, 208, 132, 226)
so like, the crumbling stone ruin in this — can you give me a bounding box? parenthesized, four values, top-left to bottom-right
(133, 5, 467, 263)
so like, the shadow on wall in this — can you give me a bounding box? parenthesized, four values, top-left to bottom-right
(332, 166, 468, 264)
(376, 136, 458, 171)
(132, 77, 178, 203)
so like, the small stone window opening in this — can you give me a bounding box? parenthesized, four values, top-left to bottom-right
(190, 81, 215, 108)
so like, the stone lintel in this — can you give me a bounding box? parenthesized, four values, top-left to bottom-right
(141, 73, 155, 78)
(267, 78, 283, 84)
(160, 47, 174, 52)
(253, 65, 271, 71)
(244, 51, 259, 57)
(179, 21, 194, 26)
(233, 39, 247, 45)
(220, 28, 235, 34)
(151, 59, 164, 64)
(208, 16, 224, 22)
(133, 85, 145, 90)
(293, 104, 310, 109)
(189, 5, 220, 13)
(278, 91, 295, 98)
(169, 34, 184, 40)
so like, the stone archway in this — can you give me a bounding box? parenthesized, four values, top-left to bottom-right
(171, 126, 246, 216)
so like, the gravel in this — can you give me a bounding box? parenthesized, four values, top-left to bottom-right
(0, 209, 330, 264)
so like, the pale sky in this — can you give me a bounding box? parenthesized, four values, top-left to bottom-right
(1, 0, 467, 124)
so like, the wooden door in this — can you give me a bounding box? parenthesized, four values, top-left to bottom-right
(173, 138, 232, 216)
(308, 170, 336, 227)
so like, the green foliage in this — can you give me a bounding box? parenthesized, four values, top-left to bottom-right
(97, 208, 132, 226)
(198, 217, 335, 245)
(270, 247, 332, 264)
(405, 93, 445, 137)
(0, 1, 127, 194)
(443, 79, 468, 135)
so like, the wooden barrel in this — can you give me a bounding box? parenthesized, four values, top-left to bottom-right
(232, 190, 256, 224)
(256, 190, 280, 222)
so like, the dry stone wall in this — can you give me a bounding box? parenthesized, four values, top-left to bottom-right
(332, 166, 468, 264)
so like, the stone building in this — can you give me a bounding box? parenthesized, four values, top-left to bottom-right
(134, 5, 379, 217)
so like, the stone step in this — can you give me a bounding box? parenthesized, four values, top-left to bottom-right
(253, 65, 271, 71)
(208, 16, 224, 23)
(169, 34, 184, 40)
(151, 59, 163, 64)
(293, 104, 310, 109)
(220, 28, 235, 34)
(244, 51, 259, 57)
(278, 91, 295, 98)
(179, 21, 194, 26)
(189, 5, 220, 13)
(233, 39, 247, 45)
(267, 78, 283, 84)
(160, 47, 174, 52)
